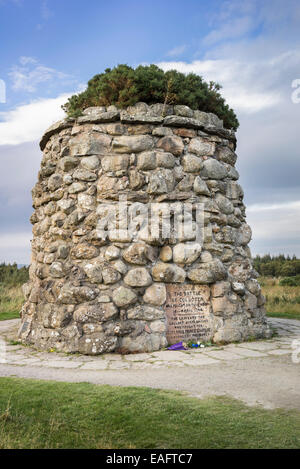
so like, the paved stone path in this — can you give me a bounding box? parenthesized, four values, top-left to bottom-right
(0, 317, 300, 410)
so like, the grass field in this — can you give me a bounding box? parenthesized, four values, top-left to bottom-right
(260, 277, 300, 320)
(0, 377, 299, 449)
(0, 284, 22, 321)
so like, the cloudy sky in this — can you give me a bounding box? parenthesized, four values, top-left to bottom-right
(0, 0, 299, 264)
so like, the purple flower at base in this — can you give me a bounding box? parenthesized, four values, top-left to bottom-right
(168, 341, 187, 351)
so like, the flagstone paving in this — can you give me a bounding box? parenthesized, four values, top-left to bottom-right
(0, 317, 300, 410)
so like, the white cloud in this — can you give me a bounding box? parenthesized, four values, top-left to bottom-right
(203, 16, 254, 46)
(167, 45, 186, 57)
(0, 93, 70, 145)
(247, 201, 300, 213)
(9, 56, 72, 93)
(157, 58, 283, 113)
(19, 56, 37, 66)
(41, 0, 52, 20)
(247, 201, 300, 256)
(0, 232, 32, 264)
(0, 232, 31, 249)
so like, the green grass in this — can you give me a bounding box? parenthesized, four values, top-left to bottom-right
(267, 311, 300, 320)
(0, 284, 22, 321)
(259, 277, 300, 320)
(0, 311, 20, 321)
(0, 378, 299, 449)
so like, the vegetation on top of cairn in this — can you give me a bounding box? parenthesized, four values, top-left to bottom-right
(62, 64, 239, 131)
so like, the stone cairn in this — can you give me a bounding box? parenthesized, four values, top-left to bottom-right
(19, 102, 271, 354)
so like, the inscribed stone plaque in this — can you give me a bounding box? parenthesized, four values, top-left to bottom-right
(165, 284, 211, 344)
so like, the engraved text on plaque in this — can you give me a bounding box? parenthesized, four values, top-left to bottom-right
(165, 284, 211, 344)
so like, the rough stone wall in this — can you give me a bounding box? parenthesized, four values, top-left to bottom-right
(19, 102, 271, 354)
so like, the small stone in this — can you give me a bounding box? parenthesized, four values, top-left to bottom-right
(78, 193, 96, 210)
(63, 174, 73, 185)
(193, 176, 210, 195)
(216, 146, 237, 166)
(188, 259, 226, 284)
(211, 281, 231, 297)
(73, 169, 97, 182)
(228, 259, 253, 281)
(71, 243, 99, 259)
(152, 263, 186, 283)
(129, 169, 145, 189)
(226, 181, 243, 200)
(49, 262, 64, 278)
(147, 169, 175, 194)
(201, 159, 227, 179)
(44, 253, 55, 264)
(188, 138, 215, 156)
(193, 110, 210, 125)
(173, 128, 197, 138)
(58, 284, 98, 304)
(81, 156, 100, 170)
(101, 154, 129, 172)
(212, 296, 239, 316)
(159, 246, 172, 262)
(68, 182, 87, 194)
(111, 259, 128, 274)
(57, 244, 69, 259)
(136, 151, 157, 170)
(57, 199, 75, 214)
(69, 133, 111, 156)
(48, 173, 63, 191)
(200, 251, 213, 263)
(232, 282, 245, 295)
(174, 105, 194, 117)
(98, 295, 111, 303)
(156, 136, 184, 156)
(123, 242, 156, 265)
(78, 334, 118, 355)
(238, 223, 252, 246)
(245, 279, 261, 296)
(59, 157, 79, 171)
(156, 152, 175, 168)
(215, 193, 234, 214)
(127, 305, 164, 321)
(74, 303, 118, 323)
(143, 283, 166, 306)
(105, 245, 120, 260)
(152, 127, 173, 137)
(244, 292, 258, 310)
(83, 263, 103, 283)
(177, 174, 194, 191)
(112, 286, 137, 307)
(173, 242, 202, 264)
(112, 135, 154, 153)
(182, 154, 203, 173)
(124, 267, 152, 287)
(102, 265, 121, 284)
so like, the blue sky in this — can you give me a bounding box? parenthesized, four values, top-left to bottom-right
(0, 0, 300, 263)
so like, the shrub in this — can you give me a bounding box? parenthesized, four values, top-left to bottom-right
(253, 254, 300, 277)
(62, 64, 239, 130)
(279, 276, 300, 287)
(0, 263, 29, 287)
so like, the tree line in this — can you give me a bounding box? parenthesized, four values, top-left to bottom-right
(253, 254, 300, 277)
(0, 263, 29, 286)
